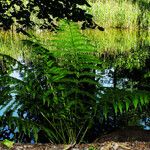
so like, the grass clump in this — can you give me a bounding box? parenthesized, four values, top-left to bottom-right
(87, 0, 149, 30)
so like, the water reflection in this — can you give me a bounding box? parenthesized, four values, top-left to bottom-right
(96, 68, 114, 87)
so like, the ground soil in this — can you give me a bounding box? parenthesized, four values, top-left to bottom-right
(0, 142, 150, 150)
(0, 128, 150, 150)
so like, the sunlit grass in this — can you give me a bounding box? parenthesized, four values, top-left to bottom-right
(0, 28, 150, 61)
(0, 30, 53, 60)
(86, 0, 149, 29)
(83, 29, 150, 54)
(0, 30, 28, 59)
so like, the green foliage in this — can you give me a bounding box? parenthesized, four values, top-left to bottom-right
(0, 20, 150, 143)
(0, 30, 30, 60)
(84, 29, 150, 70)
(99, 88, 150, 117)
(1, 139, 14, 149)
(0, 20, 102, 143)
(88, 145, 97, 150)
(87, 0, 150, 29)
(0, 0, 102, 31)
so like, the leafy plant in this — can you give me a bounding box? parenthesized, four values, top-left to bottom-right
(1, 139, 14, 149)
(0, 20, 102, 144)
(0, 0, 103, 31)
(88, 145, 97, 150)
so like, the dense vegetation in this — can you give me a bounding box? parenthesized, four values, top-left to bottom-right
(0, 0, 104, 31)
(0, 0, 150, 145)
(0, 21, 150, 143)
(0, 0, 149, 30)
(87, 0, 150, 29)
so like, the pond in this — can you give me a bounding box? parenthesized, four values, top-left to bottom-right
(0, 27, 150, 143)
(84, 29, 150, 88)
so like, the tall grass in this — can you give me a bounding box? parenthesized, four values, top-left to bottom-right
(84, 29, 150, 69)
(87, 0, 149, 29)
(1, 29, 149, 60)
(0, 30, 29, 59)
(0, 30, 53, 60)
(84, 29, 150, 53)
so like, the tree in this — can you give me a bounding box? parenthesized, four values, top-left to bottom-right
(0, 0, 104, 31)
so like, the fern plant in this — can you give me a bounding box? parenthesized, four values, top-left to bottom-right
(0, 20, 102, 144)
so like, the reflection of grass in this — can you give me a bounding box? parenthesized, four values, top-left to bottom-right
(84, 29, 136, 54)
(84, 29, 150, 69)
(87, 0, 149, 29)
(1, 29, 150, 64)
(0, 30, 53, 60)
(0, 31, 27, 59)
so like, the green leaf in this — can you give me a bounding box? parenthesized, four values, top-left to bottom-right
(6, 0, 11, 5)
(143, 95, 149, 104)
(140, 95, 144, 106)
(103, 105, 108, 119)
(113, 102, 118, 114)
(118, 101, 123, 114)
(125, 99, 130, 111)
(2, 139, 14, 149)
(133, 97, 138, 109)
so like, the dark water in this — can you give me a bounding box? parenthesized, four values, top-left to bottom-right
(86, 29, 150, 130)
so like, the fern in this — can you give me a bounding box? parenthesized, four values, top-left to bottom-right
(0, 20, 102, 143)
